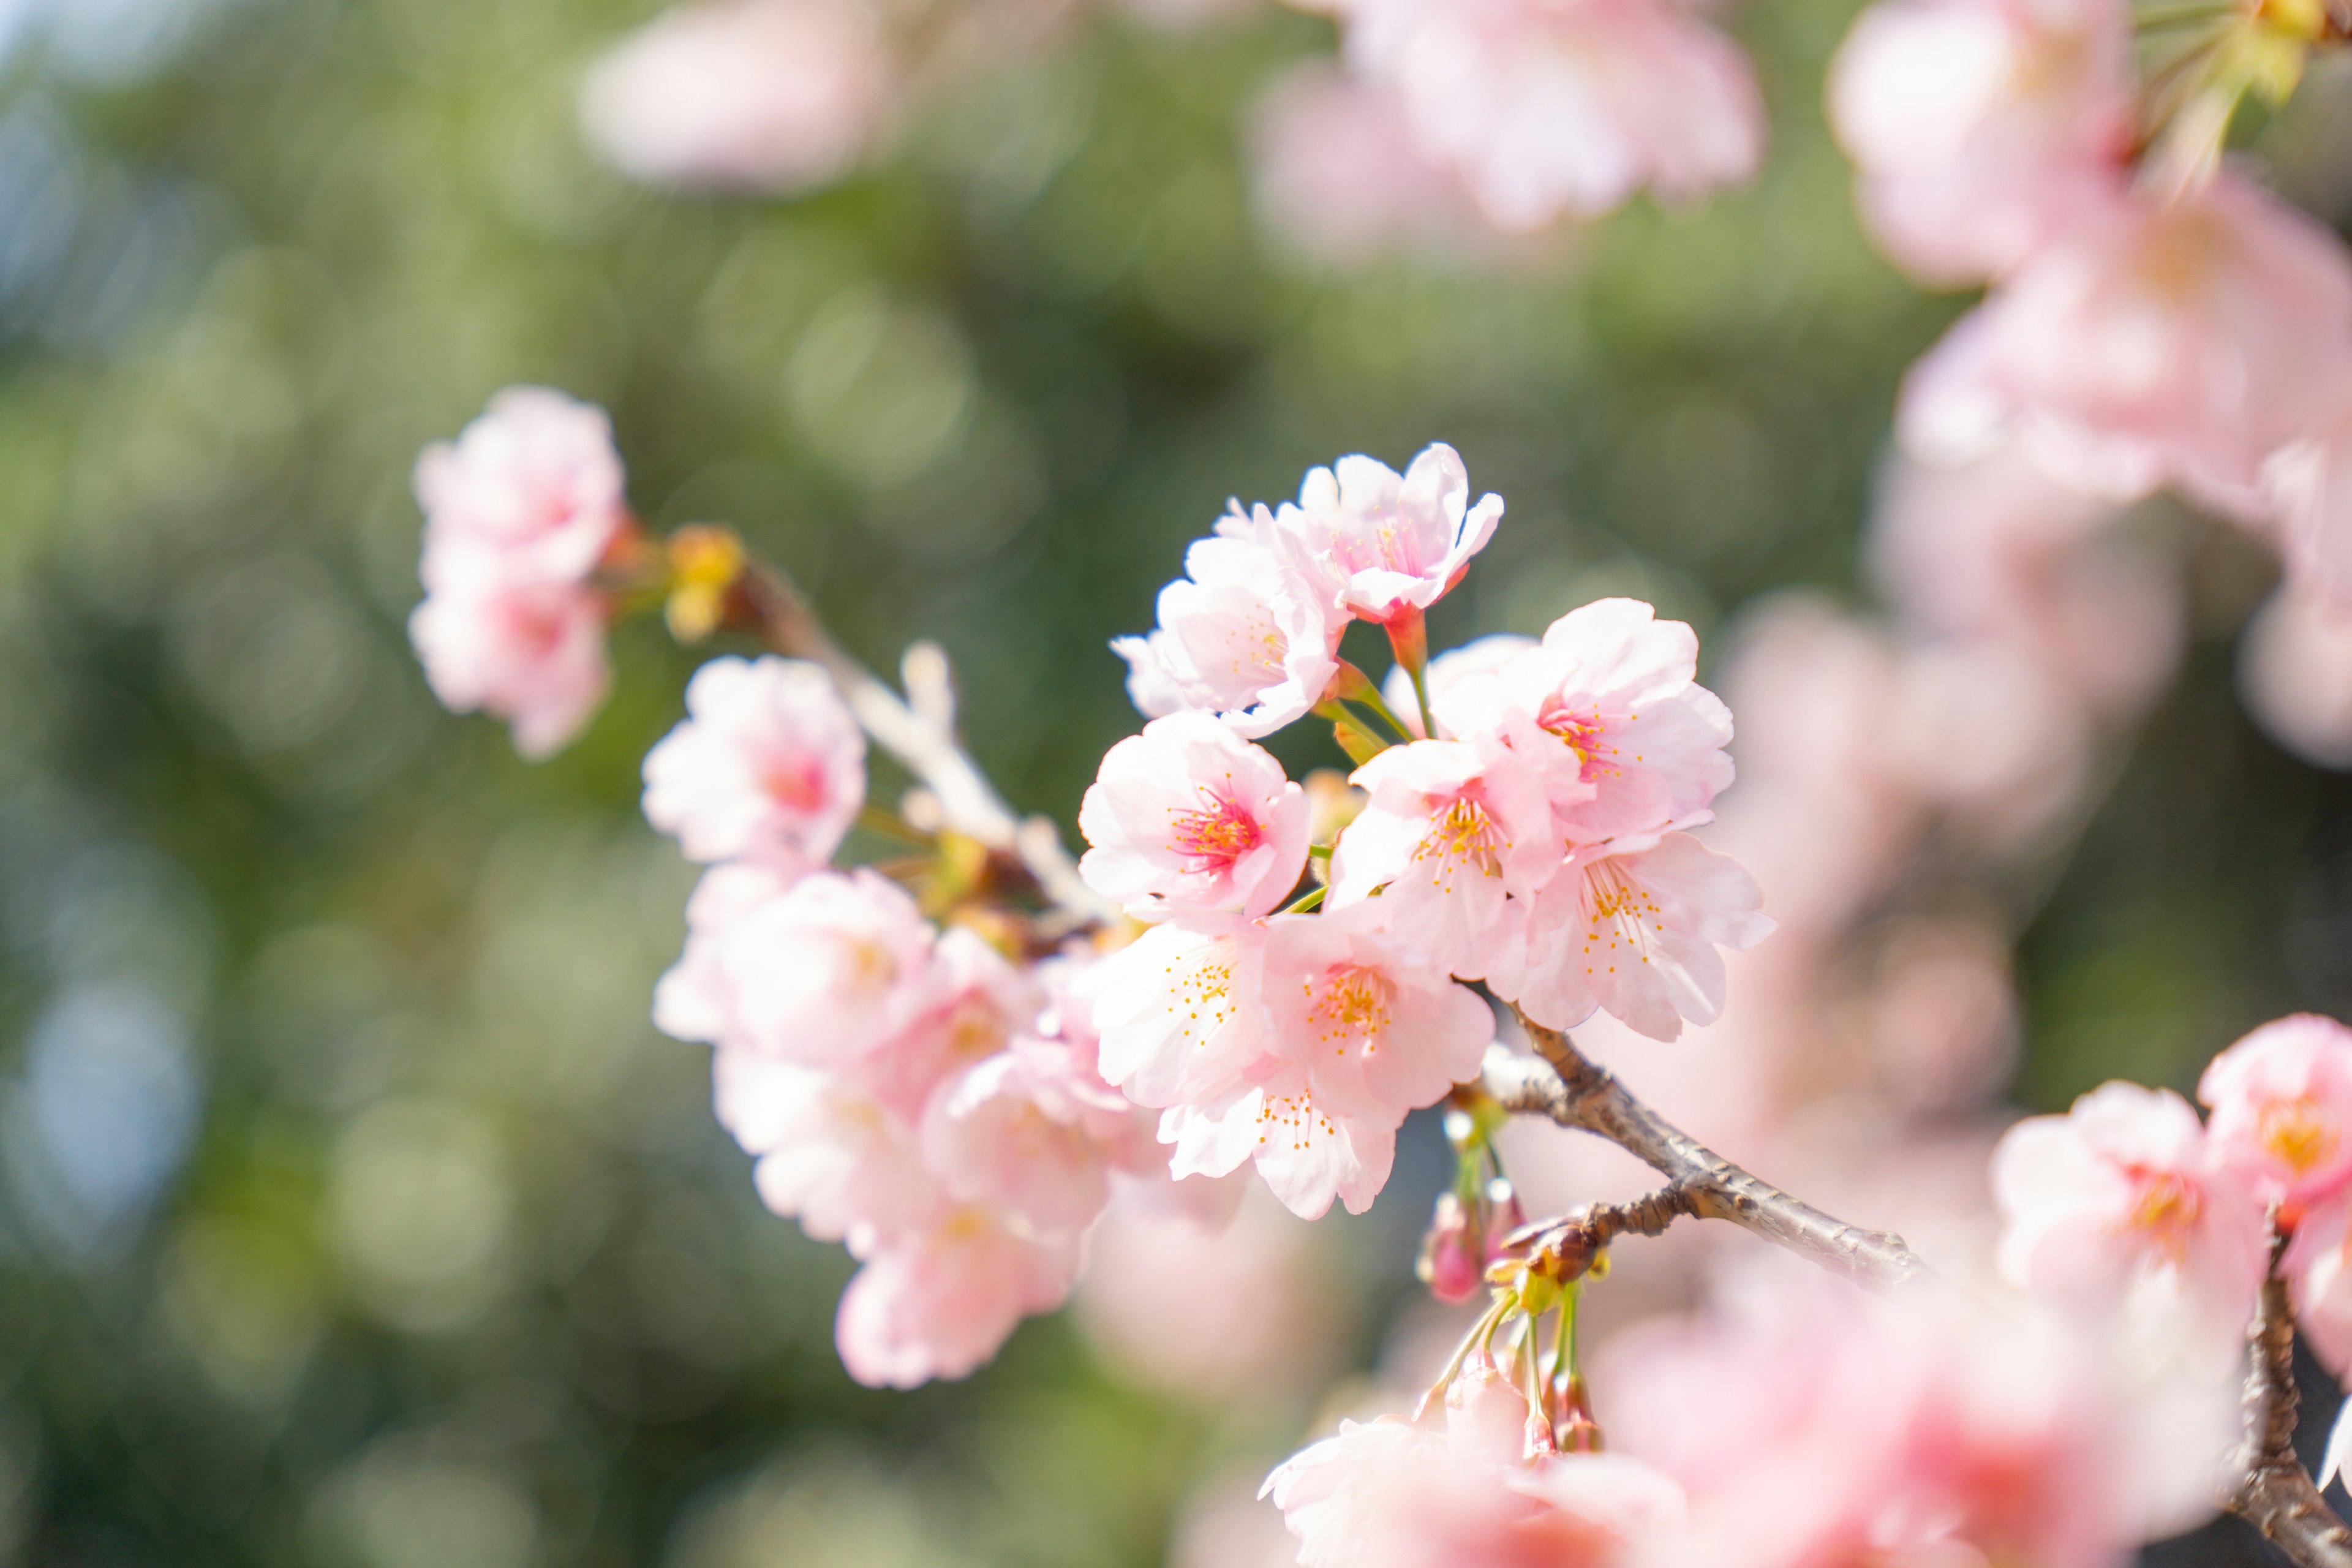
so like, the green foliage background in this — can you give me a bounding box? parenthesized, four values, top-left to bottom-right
(1, 1, 2350, 1562)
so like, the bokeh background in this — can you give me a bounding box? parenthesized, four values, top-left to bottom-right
(2, 0, 2352, 1562)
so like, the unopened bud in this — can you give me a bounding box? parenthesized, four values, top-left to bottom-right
(1417, 1192, 1483, 1304)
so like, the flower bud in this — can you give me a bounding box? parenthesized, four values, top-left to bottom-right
(1417, 1191, 1485, 1303)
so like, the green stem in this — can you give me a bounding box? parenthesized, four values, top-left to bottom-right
(1278, 883, 1328, 914)
(1409, 662, 1438, 742)
(858, 802, 935, 847)
(1354, 682, 1420, 742)
(1314, 700, 1393, 761)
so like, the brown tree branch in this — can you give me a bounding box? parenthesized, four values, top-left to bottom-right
(1477, 1012, 1932, 1290)
(2229, 1232, 2352, 1567)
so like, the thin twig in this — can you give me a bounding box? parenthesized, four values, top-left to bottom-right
(1479, 1012, 1932, 1290)
(2228, 1229, 2352, 1567)
(736, 564, 1121, 929)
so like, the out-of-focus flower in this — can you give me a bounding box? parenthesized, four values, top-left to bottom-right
(641, 655, 866, 872)
(1113, 532, 1347, 738)
(715, 1049, 940, 1250)
(2268, 401, 2352, 619)
(579, 0, 898, 194)
(2238, 584, 2352, 769)
(834, 1207, 1082, 1389)
(410, 388, 631, 757)
(1487, 831, 1773, 1041)
(1438, 598, 1735, 844)
(1248, 64, 1486, 268)
(1262, 443, 1503, 625)
(2199, 1013, 2352, 1210)
(1991, 1081, 2267, 1370)
(1327, 0, 1765, 232)
(2284, 1184, 2352, 1378)
(1899, 173, 2352, 510)
(1078, 712, 1312, 920)
(1329, 737, 1558, 975)
(1828, 0, 2133, 285)
(1262, 1359, 1687, 1568)
(920, 1035, 1153, 1235)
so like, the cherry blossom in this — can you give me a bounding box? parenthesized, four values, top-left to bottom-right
(1438, 598, 1735, 843)
(2267, 397, 2352, 616)
(921, 1035, 1156, 1235)
(1263, 1359, 1687, 1568)
(1325, 0, 1765, 232)
(1112, 532, 1346, 737)
(579, 0, 898, 195)
(1486, 831, 1773, 1041)
(1248, 64, 1485, 268)
(834, 1207, 1082, 1389)
(1900, 173, 2352, 509)
(1163, 1077, 1401, 1219)
(714, 1049, 940, 1251)
(409, 561, 614, 760)
(413, 387, 630, 582)
(1078, 712, 1313, 919)
(1265, 443, 1503, 625)
(1090, 917, 1273, 1109)
(641, 655, 866, 872)
(652, 866, 937, 1065)
(2239, 584, 2352, 770)
(1990, 1080, 2267, 1368)
(1382, 633, 1535, 739)
(2285, 1185, 2352, 1379)
(2199, 1012, 2352, 1210)
(1327, 737, 1557, 975)
(1827, 0, 2133, 285)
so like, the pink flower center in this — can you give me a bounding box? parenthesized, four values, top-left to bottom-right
(2122, 1167, 2201, 1264)
(1306, 963, 1395, 1056)
(2258, 1097, 2340, 1177)
(759, 755, 829, 811)
(1412, 796, 1506, 886)
(1169, 794, 1264, 867)
(1579, 860, 1664, 978)
(1539, 704, 1628, 780)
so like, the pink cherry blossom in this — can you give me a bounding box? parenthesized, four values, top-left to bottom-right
(1090, 918, 1272, 1109)
(1439, 598, 1735, 843)
(1263, 1364, 1687, 1568)
(1827, 0, 2133, 285)
(1327, 737, 1558, 975)
(1331, 0, 1764, 232)
(651, 866, 937, 1064)
(2238, 584, 2352, 770)
(920, 1035, 1153, 1235)
(2199, 1012, 2352, 1210)
(579, 0, 897, 195)
(1487, 831, 1773, 1041)
(1382, 633, 1536, 739)
(409, 557, 612, 760)
(2266, 396, 2352, 618)
(1256, 899, 1496, 1124)
(714, 1049, 940, 1250)
(1247, 64, 1488, 268)
(641, 655, 865, 872)
(1267, 443, 1503, 625)
(1077, 712, 1312, 919)
(1162, 1078, 1399, 1219)
(2285, 1185, 2352, 1379)
(1990, 1081, 2267, 1368)
(414, 387, 630, 582)
(1900, 173, 2352, 508)
(834, 1207, 1082, 1389)
(1112, 532, 1346, 737)
(854, 925, 1041, 1121)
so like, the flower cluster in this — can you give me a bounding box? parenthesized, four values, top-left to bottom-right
(1829, 0, 2352, 647)
(408, 388, 631, 758)
(1253, 0, 1764, 254)
(641, 655, 1166, 1387)
(1992, 1014, 2352, 1460)
(1087, 443, 1770, 1218)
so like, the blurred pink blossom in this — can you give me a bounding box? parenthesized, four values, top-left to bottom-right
(1248, 65, 1488, 268)
(1828, 0, 2133, 285)
(641, 655, 866, 872)
(579, 0, 897, 194)
(2239, 584, 2352, 769)
(834, 1208, 1081, 1389)
(2199, 1012, 2352, 1211)
(1078, 712, 1312, 920)
(409, 565, 614, 760)
(1900, 173, 2352, 510)
(1325, 0, 1764, 232)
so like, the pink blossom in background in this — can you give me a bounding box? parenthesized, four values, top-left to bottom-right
(1899, 173, 2352, 509)
(2239, 584, 2352, 770)
(853, 926, 1040, 1121)
(579, 0, 898, 195)
(641, 655, 866, 871)
(410, 388, 631, 756)
(2286, 1185, 2352, 1378)
(409, 564, 614, 760)
(1487, 831, 1773, 1041)
(1261, 443, 1503, 625)
(651, 867, 937, 1063)
(1991, 1081, 2267, 1370)
(1438, 598, 1735, 843)
(715, 1049, 940, 1250)
(1329, 0, 1765, 232)
(1255, 899, 1496, 1125)
(1827, 0, 2133, 285)
(1077, 713, 1312, 919)
(920, 1035, 1153, 1234)
(1262, 1360, 1687, 1568)
(1328, 736, 1558, 975)
(834, 1207, 1082, 1389)
(2199, 1012, 2352, 1210)
(1248, 65, 1487, 268)
(1112, 532, 1346, 737)
(1878, 637, 2089, 845)
(2269, 398, 2352, 616)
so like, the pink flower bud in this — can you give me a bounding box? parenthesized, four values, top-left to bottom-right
(1417, 1191, 1484, 1304)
